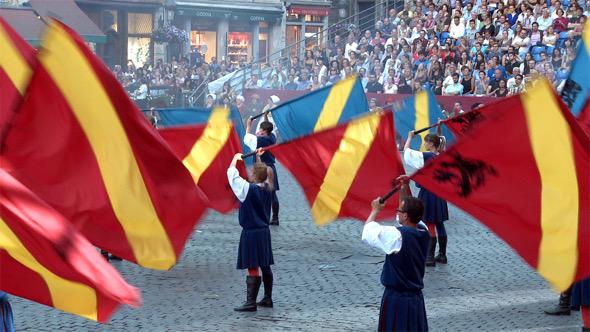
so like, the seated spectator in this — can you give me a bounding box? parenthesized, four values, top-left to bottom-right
(507, 73, 526, 95)
(365, 74, 385, 93)
(284, 74, 298, 90)
(443, 73, 464, 95)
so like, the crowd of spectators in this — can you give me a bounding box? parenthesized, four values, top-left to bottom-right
(117, 0, 589, 110)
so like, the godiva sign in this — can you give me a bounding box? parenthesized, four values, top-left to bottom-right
(177, 7, 282, 22)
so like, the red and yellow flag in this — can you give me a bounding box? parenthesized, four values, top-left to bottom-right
(0, 18, 36, 134)
(0, 168, 141, 322)
(270, 111, 405, 225)
(159, 107, 247, 213)
(0, 20, 207, 270)
(412, 80, 590, 291)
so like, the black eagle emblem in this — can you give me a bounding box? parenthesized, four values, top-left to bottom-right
(433, 151, 499, 198)
(448, 110, 485, 135)
(561, 79, 582, 110)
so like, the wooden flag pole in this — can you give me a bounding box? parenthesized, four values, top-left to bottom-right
(379, 185, 401, 204)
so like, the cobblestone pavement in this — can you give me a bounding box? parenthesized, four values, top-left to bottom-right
(10, 164, 583, 331)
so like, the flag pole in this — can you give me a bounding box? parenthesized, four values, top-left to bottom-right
(379, 185, 401, 204)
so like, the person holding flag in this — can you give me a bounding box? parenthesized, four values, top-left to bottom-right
(403, 130, 450, 267)
(362, 175, 430, 332)
(227, 150, 276, 312)
(571, 278, 590, 331)
(245, 116, 280, 225)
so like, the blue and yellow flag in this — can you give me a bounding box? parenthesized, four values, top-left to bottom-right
(271, 76, 369, 140)
(561, 21, 590, 117)
(394, 90, 452, 151)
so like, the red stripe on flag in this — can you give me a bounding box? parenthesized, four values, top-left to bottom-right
(50, 21, 206, 255)
(1, 66, 137, 262)
(339, 112, 404, 220)
(412, 95, 544, 268)
(0, 251, 54, 308)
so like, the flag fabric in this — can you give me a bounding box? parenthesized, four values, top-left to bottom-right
(443, 106, 494, 137)
(149, 106, 253, 161)
(0, 168, 141, 322)
(561, 21, 590, 117)
(269, 111, 405, 225)
(411, 80, 590, 291)
(578, 101, 590, 137)
(0, 18, 36, 135)
(0, 20, 207, 270)
(159, 107, 247, 213)
(393, 89, 453, 151)
(270, 76, 369, 141)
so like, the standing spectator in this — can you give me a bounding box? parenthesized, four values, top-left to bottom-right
(296, 71, 311, 91)
(245, 74, 263, 89)
(284, 74, 298, 90)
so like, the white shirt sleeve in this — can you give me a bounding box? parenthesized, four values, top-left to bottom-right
(243, 133, 258, 152)
(362, 221, 403, 255)
(227, 166, 250, 202)
(404, 149, 425, 169)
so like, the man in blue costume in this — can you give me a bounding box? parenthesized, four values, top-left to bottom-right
(362, 175, 430, 331)
(0, 291, 14, 332)
(245, 116, 280, 225)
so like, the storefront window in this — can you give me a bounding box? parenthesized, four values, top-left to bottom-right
(227, 32, 251, 64)
(128, 37, 151, 66)
(128, 13, 152, 34)
(305, 26, 322, 50)
(286, 25, 301, 57)
(304, 15, 323, 23)
(127, 13, 153, 67)
(190, 30, 217, 62)
(259, 32, 268, 61)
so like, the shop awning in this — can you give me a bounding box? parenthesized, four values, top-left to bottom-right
(288, 5, 330, 16)
(174, 1, 283, 22)
(0, 8, 45, 46)
(28, 0, 106, 43)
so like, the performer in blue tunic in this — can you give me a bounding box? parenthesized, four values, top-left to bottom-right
(245, 116, 280, 225)
(227, 151, 275, 312)
(0, 291, 14, 332)
(572, 277, 590, 331)
(362, 175, 430, 332)
(403, 130, 449, 267)
(545, 277, 590, 330)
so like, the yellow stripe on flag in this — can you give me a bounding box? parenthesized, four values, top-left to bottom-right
(311, 112, 381, 225)
(0, 217, 98, 320)
(414, 91, 430, 152)
(314, 76, 357, 132)
(0, 24, 32, 95)
(583, 21, 590, 55)
(183, 107, 232, 183)
(40, 22, 175, 270)
(521, 79, 579, 291)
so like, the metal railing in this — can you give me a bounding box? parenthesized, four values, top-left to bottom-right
(188, 0, 405, 107)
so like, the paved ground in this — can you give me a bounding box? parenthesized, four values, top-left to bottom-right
(9, 164, 583, 331)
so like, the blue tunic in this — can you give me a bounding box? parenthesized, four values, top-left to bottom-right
(236, 183, 274, 269)
(571, 277, 590, 309)
(379, 224, 430, 332)
(0, 292, 14, 332)
(417, 152, 448, 224)
(253, 134, 280, 191)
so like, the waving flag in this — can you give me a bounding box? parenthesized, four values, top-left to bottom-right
(412, 80, 590, 291)
(150, 106, 253, 161)
(393, 89, 453, 151)
(1, 20, 206, 270)
(159, 107, 247, 213)
(270, 76, 368, 141)
(0, 168, 141, 322)
(0, 18, 35, 134)
(270, 111, 404, 225)
(561, 21, 590, 117)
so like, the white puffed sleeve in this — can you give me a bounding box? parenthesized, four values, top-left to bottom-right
(243, 133, 258, 152)
(362, 221, 403, 255)
(404, 149, 425, 169)
(227, 166, 250, 202)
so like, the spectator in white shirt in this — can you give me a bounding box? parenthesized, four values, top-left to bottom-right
(449, 16, 466, 39)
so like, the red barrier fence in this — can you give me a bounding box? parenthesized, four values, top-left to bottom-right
(243, 89, 500, 113)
